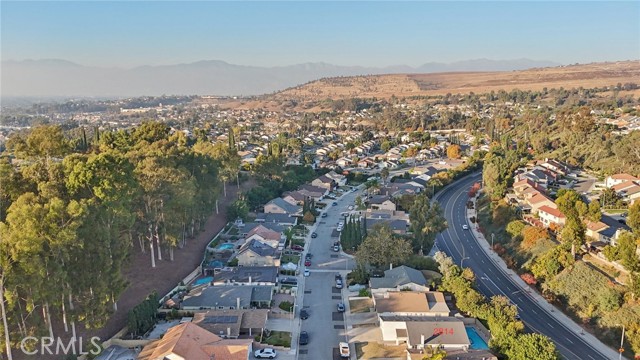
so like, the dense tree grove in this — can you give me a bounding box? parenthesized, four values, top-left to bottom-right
(0, 122, 222, 351)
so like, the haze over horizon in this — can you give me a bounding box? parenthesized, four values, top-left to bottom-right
(1, 1, 639, 97)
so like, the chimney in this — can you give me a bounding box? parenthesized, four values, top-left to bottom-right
(421, 334, 425, 346)
(236, 297, 241, 309)
(227, 327, 231, 337)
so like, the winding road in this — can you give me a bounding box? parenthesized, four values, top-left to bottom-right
(434, 173, 618, 360)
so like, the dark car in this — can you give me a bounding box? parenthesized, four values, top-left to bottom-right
(311, 232, 317, 238)
(299, 331, 309, 345)
(335, 273, 342, 281)
(304, 259, 311, 267)
(292, 245, 304, 251)
(305, 253, 313, 260)
(300, 309, 309, 320)
(332, 202, 338, 206)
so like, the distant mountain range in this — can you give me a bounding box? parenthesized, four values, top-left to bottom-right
(1, 58, 561, 98)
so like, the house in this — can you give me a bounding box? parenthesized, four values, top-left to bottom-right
(245, 225, 283, 249)
(263, 198, 301, 215)
(400, 317, 470, 351)
(366, 218, 410, 234)
(369, 265, 429, 293)
(373, 291, 450, 317)
(181, 285, 273, 310)
(325, 170, 348, 186)
(585, 215, 631, 245)
(539, 159, 570, 176)
(527, 193, 556, 214)
(137, 322, 253, 360)
(255, 212, 298, 226)
(358, 158, 377, 168)
(212, 266, 279, 286)
(299, 184, 329, 197)
(605, 173, 639, 188)
(538, 205, 566, 228)
(193, 309, 268, 339)
(369, 195, 397, 211)
(282, 190, 307, 205)
(311, 174, 337, 191)
(336, 157, 353, 168)
(235, 239, 280, 267)
(611, 180, 640, 204)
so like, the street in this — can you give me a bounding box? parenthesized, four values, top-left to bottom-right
(296, 186, 361, 360)
(434, 173, 620, 360)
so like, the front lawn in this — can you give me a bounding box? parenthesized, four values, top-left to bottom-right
(281, 254, 300, 265)
(257, 330, 291, 347)
(355, 342, 406, 359)
(349, 298, 373, 313)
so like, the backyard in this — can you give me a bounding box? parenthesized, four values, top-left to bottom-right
(349, 298, 373, 313)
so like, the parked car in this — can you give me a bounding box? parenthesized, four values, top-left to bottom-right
(304, 269, 310, 277)
(311, 232, 317, 238)
(335, 273, 342, 281)
(299, 331, 309, 345)
(321, 212, 328, 218)
(335, 278, 343, 289)
(280, 277, 298, 286)
(332, 202, 338, 206)
(462, 224, 469, 230)
(337, 303, 345, 312)
(333, 243, 340, 252)
(305, 259, 311, 266)
(348, 205, 354, 210)
(255, 348, 277, 359)
(305, 253, 313, 260)
(292, 245, 304, 251)
(339, 342, 350, 358)
(300, 309, 309, 320)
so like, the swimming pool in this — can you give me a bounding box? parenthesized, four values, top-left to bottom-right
(216, 243, 235, 250)
(193, 277, 213, 286)
(465, 327, 489, 350)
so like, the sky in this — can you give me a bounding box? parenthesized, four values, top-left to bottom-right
(1, 1, 639, 68)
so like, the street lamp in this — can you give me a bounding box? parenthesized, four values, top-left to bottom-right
(491, 233, 495, 249)
(619, 324, 625, 360)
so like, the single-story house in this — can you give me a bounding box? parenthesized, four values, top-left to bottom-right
(264, 198, 302, 215)
(370, 265, 429, 294)
(193, 309, 269, 339)
(374, 291, 450, 317)
(137, 322, 253, 360)
(212, 266, 278, 286)
(255, 212, 298, 226)
(181, 285, 273, 310)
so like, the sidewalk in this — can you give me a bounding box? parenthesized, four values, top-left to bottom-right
(466, 200, 625, 360)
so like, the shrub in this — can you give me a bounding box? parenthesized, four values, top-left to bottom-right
(521, 273, 537, 285)
(279, 301, 294, 312)
(358, 289, 371, 297)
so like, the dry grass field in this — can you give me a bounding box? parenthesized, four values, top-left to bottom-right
(207, 60, 640, 112)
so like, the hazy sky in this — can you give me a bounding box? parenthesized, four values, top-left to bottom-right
(2, 1, 639, 68)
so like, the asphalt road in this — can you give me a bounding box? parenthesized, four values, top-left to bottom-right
(298, 187, 360, 360)
(434, 173, 613, 360)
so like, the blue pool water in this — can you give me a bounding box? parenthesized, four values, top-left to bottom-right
(194, 277, 213, 286)
(217, 243, 235, 250)
(465, 327, 489, 350)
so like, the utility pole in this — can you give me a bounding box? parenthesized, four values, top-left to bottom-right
(491, 233, 495, 249)
(619, 325, 625, 360)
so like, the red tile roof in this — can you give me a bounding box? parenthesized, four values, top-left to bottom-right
(538, 205, 565, 218)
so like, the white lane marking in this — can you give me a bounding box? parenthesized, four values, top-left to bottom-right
(565, 337, 574, 344)
(547, 322, 555, 329)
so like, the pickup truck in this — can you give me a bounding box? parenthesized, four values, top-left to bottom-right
(339, 342, 350, 358)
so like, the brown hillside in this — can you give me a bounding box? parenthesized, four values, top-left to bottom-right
(210, 60, 640, 111)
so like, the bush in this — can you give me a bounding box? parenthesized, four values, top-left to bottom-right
(359, 288, 371, 297)
(279, 301, 294, 312)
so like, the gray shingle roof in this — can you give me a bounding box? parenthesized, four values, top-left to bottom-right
(238, 239, 277, 257)
(182, 286, 273, 309)
(255, 213, 297, 224)
(370, 265, 427, 289)
(266, 198, 301, 214)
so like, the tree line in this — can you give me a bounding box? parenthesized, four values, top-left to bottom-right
(0, 122, 227, 354)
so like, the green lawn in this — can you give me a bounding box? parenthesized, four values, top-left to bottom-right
(281, 254, 300, 265)
(258, 330, 291, 347)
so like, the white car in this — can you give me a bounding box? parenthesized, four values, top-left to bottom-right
(304, 269, 310, 277)
(255, 348, 277, 358)
(462, 224, 469, 230)
(339, 342, 350, 358)
(348, 205, 354, 210)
